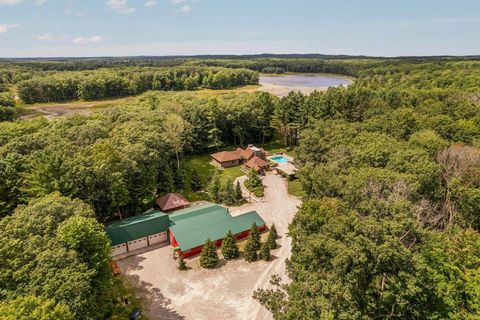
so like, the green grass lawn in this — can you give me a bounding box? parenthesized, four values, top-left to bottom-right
(219, 166, 245, 184)
(184, 154, 246, 202)
(288, 179, 305, 198)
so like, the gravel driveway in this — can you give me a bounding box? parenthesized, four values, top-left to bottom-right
(117, 174, 301, 320)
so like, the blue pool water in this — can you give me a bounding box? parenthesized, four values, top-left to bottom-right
(271, 155, 290, 164)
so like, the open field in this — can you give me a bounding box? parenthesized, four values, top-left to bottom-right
(117, 174, 301, 320)
(17, 96, 136, 120)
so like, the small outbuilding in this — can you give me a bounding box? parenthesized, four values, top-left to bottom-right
(169, 202, 267, 258)
(155, 193, 190, 213)
(106, 210, 170, 257)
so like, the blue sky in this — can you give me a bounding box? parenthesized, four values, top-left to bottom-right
(0, 0, 479, 57)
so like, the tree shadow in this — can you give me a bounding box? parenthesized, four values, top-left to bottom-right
(124, 273, 186, 320)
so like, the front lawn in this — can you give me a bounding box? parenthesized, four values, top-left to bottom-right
(219, 166, 245, 184)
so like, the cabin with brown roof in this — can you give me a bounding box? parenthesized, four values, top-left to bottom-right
(155, 193, 191, 213)
(245, 156, 269, 174)
(211, 151, 241, 168)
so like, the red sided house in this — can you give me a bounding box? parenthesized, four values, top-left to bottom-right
(155, 193, 190, 213)
(169, 202, 267, 258)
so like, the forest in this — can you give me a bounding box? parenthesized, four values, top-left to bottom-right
(1, 56, 480, 319)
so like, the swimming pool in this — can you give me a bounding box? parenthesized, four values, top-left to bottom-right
(270, 155, 290, 164)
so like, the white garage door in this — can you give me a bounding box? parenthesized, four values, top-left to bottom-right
(148, 231, 168, 245)
(111, 243, 128, 256)
(128, 237, 148, 251)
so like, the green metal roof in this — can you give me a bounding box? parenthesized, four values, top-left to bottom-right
(169, 202, 266, 251)
(106, 210, 170, 246)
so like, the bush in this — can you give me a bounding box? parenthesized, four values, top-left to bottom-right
(178, 256, 187, 271)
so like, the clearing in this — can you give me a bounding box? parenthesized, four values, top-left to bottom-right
(116, 174, 301, 320)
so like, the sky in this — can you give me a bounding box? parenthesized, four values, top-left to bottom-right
(0, 0, 479, 58)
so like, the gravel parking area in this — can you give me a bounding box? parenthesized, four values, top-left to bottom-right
(117, 174, 301, 320)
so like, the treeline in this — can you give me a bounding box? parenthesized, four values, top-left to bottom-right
(17, 66, 259, 103)
(254, 62, 480, 319)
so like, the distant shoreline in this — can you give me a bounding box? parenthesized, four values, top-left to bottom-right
(257, 73, 353, 97)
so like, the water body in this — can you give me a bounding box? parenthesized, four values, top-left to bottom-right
(260, 74, 352, 88)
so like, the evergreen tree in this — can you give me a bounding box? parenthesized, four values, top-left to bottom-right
(178, 255, 187, 271)
(235, 180, 243, 201)
(267, 229, 277, 250)
(270, 223, 278, 239)
(250, 222, 261, 251)
(207, 172, 221, 203)
(223, 178, 237, 205)
(259, 242, 271, 261)
(221, 230, 240, 260)
(190, 168, 203, 192)
(244, 235, 258, 262)
(199, 238, 219, 269)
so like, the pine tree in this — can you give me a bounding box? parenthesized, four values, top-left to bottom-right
(259, 242, 271, 261)
(225, 178, 237, 205)
(250, 222, 261, 251)
(190, 168, 203, 192)
(207, 172, 221, 203)
(221, 230, 240, 260)
(178, 255, 187, 271)
(235, 180, 243, 201)
(270, 223, 278, 239)
(244, 235, 258, 262)
(267, 229, 277, 250)
(200, 238, 219, 269)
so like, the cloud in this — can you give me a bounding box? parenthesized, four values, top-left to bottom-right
(0, 23, 21, 34)
(0, 0, 23, 5)
(35, 33, 68, 42)
(179, 4, 191, 13)
(35, 0, 46, 4)
(107, 0, 135, 15)
(72, 35, 104, 45)
(145, 0, 156, 6)
(171, 0, 186, 3)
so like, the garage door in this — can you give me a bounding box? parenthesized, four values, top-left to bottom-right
(111, 243, 128, 256)
(127, 237, 148, 251)
(148, 231, 168, 245)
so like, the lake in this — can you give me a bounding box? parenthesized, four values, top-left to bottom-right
(260, 74, 352, 88)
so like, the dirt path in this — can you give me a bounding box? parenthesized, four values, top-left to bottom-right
(117, 174, 301, 320)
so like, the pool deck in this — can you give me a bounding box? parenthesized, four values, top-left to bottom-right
(268, 153, 297, 176)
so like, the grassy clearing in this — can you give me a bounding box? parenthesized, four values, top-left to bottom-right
(288, 179, 305, 198)
(219, 166, 245, 184)
(184, 154, 246, 201)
